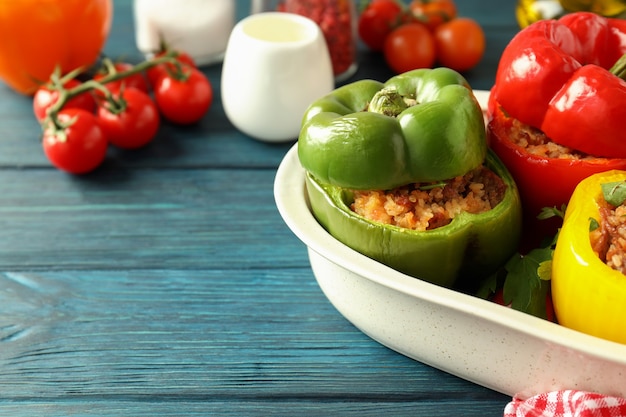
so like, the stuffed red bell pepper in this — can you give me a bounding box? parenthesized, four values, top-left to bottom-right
(488, 11, 626, 243)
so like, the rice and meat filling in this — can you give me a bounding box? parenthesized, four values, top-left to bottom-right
(506, 116, 592, 160)
(351, 166, 506, 231)
(590, 202, 626, 275)
(510, 114, 626, 275)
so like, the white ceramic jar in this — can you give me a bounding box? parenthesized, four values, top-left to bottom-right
(250, 0, 358, 82)
(133, 0, 235, 66)
(221, 12, 334, 142)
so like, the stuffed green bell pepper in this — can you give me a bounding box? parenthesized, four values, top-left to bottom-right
(298, 67, 487, 190)
(298, 68, 523, 290)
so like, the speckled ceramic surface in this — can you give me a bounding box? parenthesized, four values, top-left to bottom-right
(274, 91, 626, 399)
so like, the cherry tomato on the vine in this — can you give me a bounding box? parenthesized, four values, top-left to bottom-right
(94, 62, 150, 95)
(409, 0, 457, 30)
(383, 22, 435, 73)
(434, 17, 485, 72)
(42, 108, 108, 174)
(97, 87, 160, 149)
(33, 78, 95, 122)
(153, 67, 212, 125)
(147, 50, 197, 87)
(358, 0, 404, 51)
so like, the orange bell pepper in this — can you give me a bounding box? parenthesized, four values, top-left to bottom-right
(0, 0, 113, 95)
(552, 170, 626, 344)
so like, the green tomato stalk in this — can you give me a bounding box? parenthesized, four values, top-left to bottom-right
(42, 50, 182, 134)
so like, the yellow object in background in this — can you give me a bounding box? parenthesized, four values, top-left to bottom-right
(516, 0, 626, 27)
(516, 0, 565, 27)
(559, 0, 626, 15)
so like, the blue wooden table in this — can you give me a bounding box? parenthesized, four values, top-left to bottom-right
(0, 1, 521, 415)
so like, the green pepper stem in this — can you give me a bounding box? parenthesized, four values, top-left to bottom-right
(609, 52, 626, 80)
(368, 86, 415, 117)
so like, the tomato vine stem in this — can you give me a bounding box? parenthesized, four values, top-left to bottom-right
(44, 50, 181, 124)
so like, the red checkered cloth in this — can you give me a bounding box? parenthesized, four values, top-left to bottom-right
(504, 390, 626, 417)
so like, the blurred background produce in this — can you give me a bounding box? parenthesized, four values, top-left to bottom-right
(357, 0, 486, 74)
(357, 0, 626, 74)
(0, 0, 112, 95)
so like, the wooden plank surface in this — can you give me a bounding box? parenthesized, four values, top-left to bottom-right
(0, 169, 304, 270)
(0, 269, 509, 416)
(0, 0, 519, 415)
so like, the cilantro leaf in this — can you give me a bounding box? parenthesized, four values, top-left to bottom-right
(502, 246, 553, 320)
(477, 209, 562, 322)
(537, 204, 566, 221)
(601, 181, 626, 207)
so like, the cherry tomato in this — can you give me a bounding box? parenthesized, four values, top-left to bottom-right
(42, 108, 108, 174)
(409, 0, 457, 30)
(97, 87, 160, 149)
(94, 62, 150, 95)
(33, 79, 95, 122)
(358, 0, 404, 51)
(383, 22, 436, 73)
(434, 17, 485, 72)
(153, 67, 213, 125)
(147, 50, 197, 87)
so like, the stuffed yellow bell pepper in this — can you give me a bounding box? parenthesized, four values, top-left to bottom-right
(552, 170, 626, 344)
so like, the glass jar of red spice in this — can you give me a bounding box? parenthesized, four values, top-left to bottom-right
(251, 0, 358, 82)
